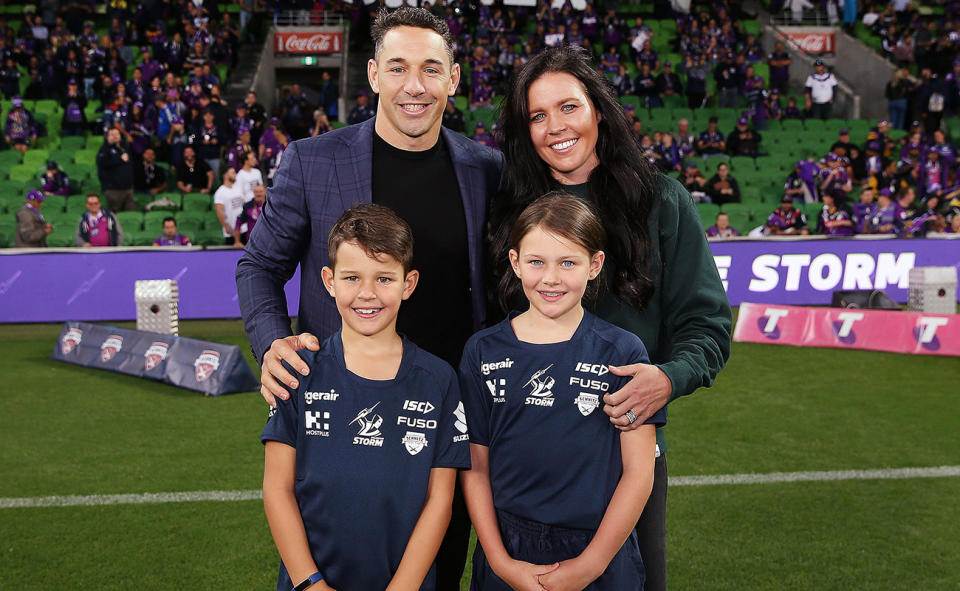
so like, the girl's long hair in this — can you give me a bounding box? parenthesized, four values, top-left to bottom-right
(491, 45, 658, 313)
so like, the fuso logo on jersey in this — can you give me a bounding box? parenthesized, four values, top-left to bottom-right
(351, 402, 385, 447)
(144, 342, 169, 371)
(401, 431, 428, 455)
(61, 328, 83, 354)
(574, 393, 601, 416)
(194, 350, 221, 382)
(524, 364, 555, 407)
(100, 335, 124, 362)
(452, 401, 469, 442)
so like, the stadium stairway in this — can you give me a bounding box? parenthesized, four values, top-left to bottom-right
(223, 42, 269, 108)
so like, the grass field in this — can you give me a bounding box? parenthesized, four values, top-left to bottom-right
(1, 318, 958, 590)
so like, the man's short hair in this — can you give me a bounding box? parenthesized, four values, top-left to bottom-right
(163, 216, 176, 226)
(86, 193, 100, 201)
(328, 203, 414, 273)
(371, 7, 455, 66)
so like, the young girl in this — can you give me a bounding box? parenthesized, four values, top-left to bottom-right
(459, 193, 665, 591)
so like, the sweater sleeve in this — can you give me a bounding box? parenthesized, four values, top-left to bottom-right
(655, 177, 733, 400)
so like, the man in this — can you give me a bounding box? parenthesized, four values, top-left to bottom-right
(191, 107, 223, 181)
(714, 51, 741, 109)
(76, 193, 124, 247)
(134, 147, 168, 196)
(766, 195, 811, 235)
(697, 116, 726, 158)
(236, 9, 503, 588)
(727, 117, 762, 157)
(805, 58, 838, 120)
(153, 217, 192, 246)
(317, 70, 339, 119)
(176, 145, 214, 194)
(15, 190, 53, 248)
(5, 97, 37, 154)
(214, 166, 245, 246)
(347, 89, 376, 124)
(97, 127, 137, 212)
(654, 60, 682, 99)
(442, 97, 465, 133)
(41, 161, 70, 197)
(235, 151, 264, 203)
(830, 128, 858, 158)
(767, 41, 792, 94)
(233, 183, 266, 247)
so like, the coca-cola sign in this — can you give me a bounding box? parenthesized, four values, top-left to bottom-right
(781, 32, 834, 54)
(275, 31, 343, 54)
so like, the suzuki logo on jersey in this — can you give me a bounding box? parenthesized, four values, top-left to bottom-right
(194, 350, 221, 382)
(914, 317, 949, 350)
(350, 402, 384, 447)
(305, 389, 339, 404)
(831, 312, 863, 345)
(524, 364, 555, 406)
(403, 400, 435, 414)
(486, 378, 506, 403)
(481, 358, 514, 375)
(100, 335, 123, 362)
(575, 393, 601, 416)
(758, 308, 789, 339)
(61, 328, 83, 354)
(401, 431, 428, 455)
(575, 362, 609, 376)
(305, 410, 331, 437)
(569, 377, 610, 391)
(452, 401, 469, 442)
(144, 342, 169, 371)
(398, 416, 438, 429)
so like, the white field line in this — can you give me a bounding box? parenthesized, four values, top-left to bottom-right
(2, 466, 959, 509)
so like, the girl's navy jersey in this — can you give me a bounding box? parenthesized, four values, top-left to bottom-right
(459, 312, 666, 531)
(261, 333, 470, 591)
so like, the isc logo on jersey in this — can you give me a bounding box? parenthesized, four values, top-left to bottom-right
(305, 410, 331, 437)
(524, 364, 555, 407)
(350, 402, 385, 447)
(305, 389, 339, 404)
(571, 362, 610, 391)
(401, 431, 428, 455)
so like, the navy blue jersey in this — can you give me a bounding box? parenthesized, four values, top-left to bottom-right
(261, 333, 470, 591)
(459, 312, 666, 531)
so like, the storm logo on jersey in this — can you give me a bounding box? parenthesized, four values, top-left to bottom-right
(524, 364, 555, 406)
(350, 402, 385, 446)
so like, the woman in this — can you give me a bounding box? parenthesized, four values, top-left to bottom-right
(885, 68, 910, 130)
(706, 161, 742, 205)
(489, 46, 731, 591)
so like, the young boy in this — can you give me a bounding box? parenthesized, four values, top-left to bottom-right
(261, 204, 470, 591)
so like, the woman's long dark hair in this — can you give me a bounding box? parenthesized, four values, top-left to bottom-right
(491, 45, 658, 313)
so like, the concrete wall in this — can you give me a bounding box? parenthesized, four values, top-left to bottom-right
(833, 30, 896, 121)
(253, 31, 276, 114)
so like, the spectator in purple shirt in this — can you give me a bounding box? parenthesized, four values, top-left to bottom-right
(5, 97, 37, 153)
(154, 217, 192, 246)
(852, 187, 879, 233)
(41, 161, 71, 197)
(817, 194, 856, 235)
(706, 212, 741, 238)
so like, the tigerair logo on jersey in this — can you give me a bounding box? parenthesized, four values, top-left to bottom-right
(194, 350, 221, 382)
(574, 393, 601, 416)
(486, 378, 506, 403)
(524, 364, 555, 406)
(61, 328, 82, 354)
(100, 335, 123, 362)
(350, 402, 385, 447)
(305, 389, 339, 404)
(452, 401, 469, 442)
(144, 342, 169, 371)
(481, 357, 514, 375)
(305, 410, 331, 437)
(402, 431, 428, 456)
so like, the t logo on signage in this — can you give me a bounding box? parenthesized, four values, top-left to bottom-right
(758, 308, 789, 339)
(832, 312, 864, 345)
(914, 317, 948, 350)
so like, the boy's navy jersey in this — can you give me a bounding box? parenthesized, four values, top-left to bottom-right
(459, 312, 666, 531)
(261, 333, 470, 591)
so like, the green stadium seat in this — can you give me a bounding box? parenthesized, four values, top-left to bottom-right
(804, 202, 823, 231)
(22, 149, 49, 167)
(47, 229, 75, 248)
(116, 211, 144, 232)
(182, 193, 212, 211)
(74, 150, 99, 167)
(65, 196, 87, 216)
(60, 136, 86, 152)
(7, 165, 39, 184)
(44, 194, 68, 213)
(781, 119, 805, 132)
(143, 210, 171, 232)
(696, 202, 720, 228)
(128, 230, 158, 247)
(729, 156, 756, 171)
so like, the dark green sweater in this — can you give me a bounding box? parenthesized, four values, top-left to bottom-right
(586, 174, 733, 452)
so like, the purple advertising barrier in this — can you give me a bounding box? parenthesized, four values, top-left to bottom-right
(1, 239, 958, 323)
(0, 249, 300, 323)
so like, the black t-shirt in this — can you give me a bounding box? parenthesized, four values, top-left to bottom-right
(176, 158, 212, 191)
(372, 132, 473, 367)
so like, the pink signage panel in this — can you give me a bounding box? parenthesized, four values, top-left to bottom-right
(734, 302, 960, 357)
